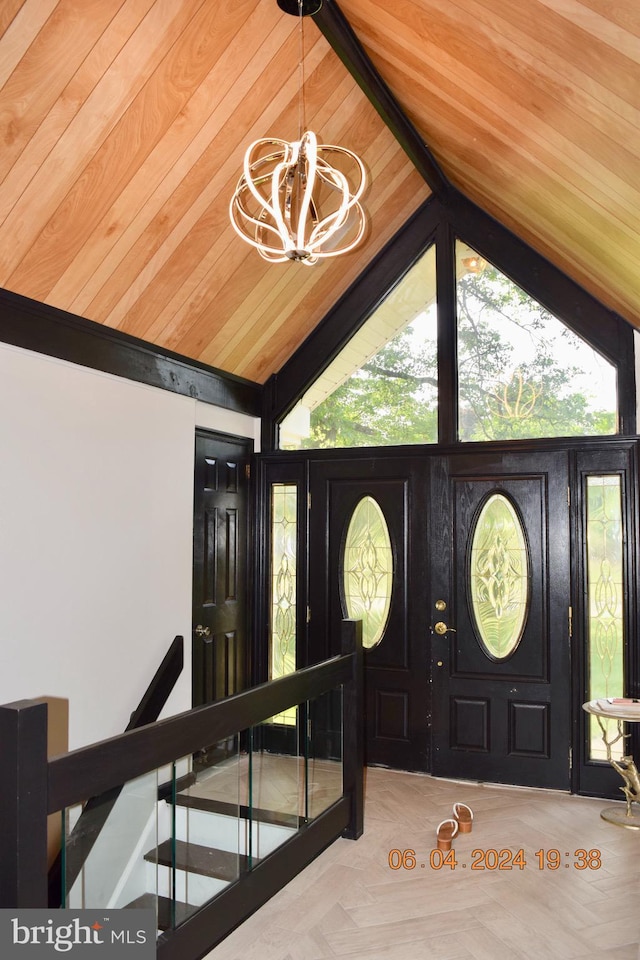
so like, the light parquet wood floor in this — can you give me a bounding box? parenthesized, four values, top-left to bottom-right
(205, 767, 640, 960)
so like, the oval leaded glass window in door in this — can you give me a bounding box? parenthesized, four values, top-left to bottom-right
(469, 493, 530, 660)
(342, 496, 393, 649)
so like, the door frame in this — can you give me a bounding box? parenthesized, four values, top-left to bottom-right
(256, 436, 640, 797)
(429, 448, 572, 790)
(192, 428, 254, 708)
(570, 440, 640, 797)
(308, 458, 430, 771)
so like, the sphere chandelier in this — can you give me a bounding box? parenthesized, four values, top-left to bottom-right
(229, 0, 367, 265)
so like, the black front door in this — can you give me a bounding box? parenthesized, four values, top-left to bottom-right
(309, 459, 429, 771)
(429, 450, 571, 789)
(192, 429, 252, 707)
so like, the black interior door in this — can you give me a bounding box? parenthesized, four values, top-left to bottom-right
(192, 429, 252, 708)
(309, 459, 429, 771)
(430, 450, 571, 789)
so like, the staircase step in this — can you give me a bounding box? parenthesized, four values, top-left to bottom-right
(174, 793, 306, 830)
(125, 892, 193, 931)
(145, 839, 254, 882)
(157, 771, 197, 803)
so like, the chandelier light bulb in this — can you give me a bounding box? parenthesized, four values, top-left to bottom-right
(229, 130, 367, 265)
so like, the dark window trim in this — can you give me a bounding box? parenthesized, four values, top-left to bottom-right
(0, 287, 262, 417)
(258, 433, 640, 466)
(446, 192, 633, 368)
(436, 219, 457, 446)
(447, 191, 636, 436)
(262, 200, 442, 449)
(263, 190, 636, 449)
(569, 442, 640, 798)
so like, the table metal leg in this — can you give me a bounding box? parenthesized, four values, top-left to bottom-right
(595, 715, 640, 829)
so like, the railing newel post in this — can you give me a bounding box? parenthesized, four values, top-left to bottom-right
(0, 699, 49, 907)
(341, 619, 364, 840)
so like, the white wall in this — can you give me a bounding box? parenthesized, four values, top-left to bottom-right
(0, 342, 259, 750)
(195, 399, 261, 450)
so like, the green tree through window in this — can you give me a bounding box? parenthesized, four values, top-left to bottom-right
(307, 328, 438, 446)
(456, 255, 616, 441)
(284, 243, 617, 448)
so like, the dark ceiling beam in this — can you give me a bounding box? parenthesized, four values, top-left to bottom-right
(0, 288, 262, 417)
(313, 0, 450, 198)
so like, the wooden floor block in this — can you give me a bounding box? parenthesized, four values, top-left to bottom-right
(201, 765, 640, 959)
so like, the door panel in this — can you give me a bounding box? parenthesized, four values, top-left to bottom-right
(192, 430, 251, 707)
(309, 460, 429, 771)
(430, 451, 571, 789)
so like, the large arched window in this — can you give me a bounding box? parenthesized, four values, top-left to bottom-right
(277, 238, 619, 449)
(456, 243, 617, 442)
(280, 245, 437, 449)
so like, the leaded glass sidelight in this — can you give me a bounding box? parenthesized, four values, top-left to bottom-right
(342, 496, 393, 649)
(586, 475, 624, 761)
(469, 493, 529, 660)
(270, 484, 297, 724)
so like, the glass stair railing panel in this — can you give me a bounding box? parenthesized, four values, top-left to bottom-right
(158, 736, 242, 929)
(62, 767, 159, 922)
(305, 687, 344, 820)
(57, 663, 352, 937)
(247, 705, 305, 861)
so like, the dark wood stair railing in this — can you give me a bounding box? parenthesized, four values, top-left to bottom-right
(47, 635, 184, 907)
(0, 620, 364, 960)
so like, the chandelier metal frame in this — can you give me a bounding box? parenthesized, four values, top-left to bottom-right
(229, 0, 367, 265)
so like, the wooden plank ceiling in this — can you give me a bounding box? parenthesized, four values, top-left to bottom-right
(0, 0, 429, 384)
(339, 0, 640, 330)
(0, 0, 638, 386)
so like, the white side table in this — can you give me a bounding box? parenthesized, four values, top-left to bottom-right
(583, 699, 640, 829)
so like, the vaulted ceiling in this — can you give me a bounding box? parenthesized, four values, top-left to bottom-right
(0, 0, 638, 386)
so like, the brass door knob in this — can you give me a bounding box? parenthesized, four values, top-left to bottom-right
(434, 621, 456, 635)
(194, 624, 211, 638)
